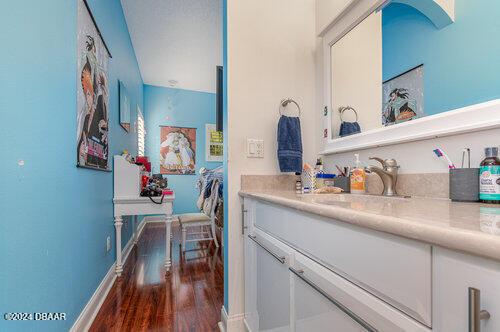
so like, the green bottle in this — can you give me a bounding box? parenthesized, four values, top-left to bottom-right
(480, 147, 500, 204)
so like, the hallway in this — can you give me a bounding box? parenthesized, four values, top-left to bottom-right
(90, 223, 223, 332)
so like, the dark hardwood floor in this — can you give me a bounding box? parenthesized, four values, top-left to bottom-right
(90, 223, 223, 332)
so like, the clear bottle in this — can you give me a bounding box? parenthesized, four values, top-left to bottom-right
(350, 153, 366, 194)
(480, 147, 500, 204)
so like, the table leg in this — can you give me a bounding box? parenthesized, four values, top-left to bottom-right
(164, 214, 172, 272)
(114, 215, 123, 277)
(133, 215, 138, 245)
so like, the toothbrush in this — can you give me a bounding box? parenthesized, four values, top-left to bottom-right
(461, 148, 471, 168)
(433, 148, 456, 169)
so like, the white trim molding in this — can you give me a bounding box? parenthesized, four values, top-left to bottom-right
(219, 306, 246, 332)
(321, 99, 500, 155)
(393, 0, 454, 29)
(321, 0, 459, 155)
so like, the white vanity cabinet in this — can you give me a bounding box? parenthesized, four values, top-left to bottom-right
(252, 200, 432, 327)
(243, 197, 429, 332)
(242, 196, 500, 331)
(244, 200, 294, 332)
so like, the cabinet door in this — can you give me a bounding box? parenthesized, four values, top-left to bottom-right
(254, 201, 432, 326)
(433, 247, 500, 332)
(244, 228, 292, 332)
(292, 252, 429, 332)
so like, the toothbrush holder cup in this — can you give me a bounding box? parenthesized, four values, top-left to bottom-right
(334, 176, 350, 193)
(449, 168, 479, 202)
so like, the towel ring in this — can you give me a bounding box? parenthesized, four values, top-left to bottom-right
(339, 106, 358, 122)
(279, 98, 301, 117)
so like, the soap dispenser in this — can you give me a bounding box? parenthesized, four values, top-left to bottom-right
(350, 153, 366, 194)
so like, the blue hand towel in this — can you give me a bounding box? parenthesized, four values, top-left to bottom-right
(339, 121, 361, 137)
(277, 115, 303, 173)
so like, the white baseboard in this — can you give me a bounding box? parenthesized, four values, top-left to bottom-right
(219, 306, 246, 332)
(70, 225, 137, 332)
(219, 306, 227, 332)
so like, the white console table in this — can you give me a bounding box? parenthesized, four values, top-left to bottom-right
(113, 195, 175, 276)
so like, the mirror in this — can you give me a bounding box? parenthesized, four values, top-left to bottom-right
(330, 0, 500, 140)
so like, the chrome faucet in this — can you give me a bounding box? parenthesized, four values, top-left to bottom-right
(366, 157, 399, 196)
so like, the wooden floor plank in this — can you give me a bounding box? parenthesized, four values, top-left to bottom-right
(90, 224, 223, 332)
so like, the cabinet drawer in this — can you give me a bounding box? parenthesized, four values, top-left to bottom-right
(292, 252, 429, 331)
(244, 227, 294, 332)
(433, 247, 500, 331)
(254, 201, 432, 326)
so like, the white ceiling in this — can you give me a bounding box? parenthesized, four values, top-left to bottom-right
(121, 0, 222, 93)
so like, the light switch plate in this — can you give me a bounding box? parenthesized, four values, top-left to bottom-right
(246, 139, 264, 158)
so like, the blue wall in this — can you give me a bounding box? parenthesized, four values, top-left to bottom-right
(144, 85, 222, 215)
(383, 0, 500, 115)
(0, 0, 143, 330)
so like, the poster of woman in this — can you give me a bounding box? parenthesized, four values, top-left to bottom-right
(160, 126, 196, 175)
(76, 0, 111, 170)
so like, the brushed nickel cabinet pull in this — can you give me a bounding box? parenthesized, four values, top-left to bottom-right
(469, 287, 491, 332)
(290, 267, 378, 332)
(248, 234, 285, 264)
(241, 205, 248, 235)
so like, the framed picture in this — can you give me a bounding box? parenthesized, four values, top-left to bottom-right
(160, 126, 196, 175)
(76, 0, 112, 171)
(205, 124, 223, 162)
(382, 64, 424, 126)
(119, 80, 131, 132)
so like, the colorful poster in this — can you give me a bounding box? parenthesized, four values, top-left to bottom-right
(382, 64, 424, 126)
(205, 124, 223, 162)
(160, 126, 196, 175)
(76, 0, 111, 170)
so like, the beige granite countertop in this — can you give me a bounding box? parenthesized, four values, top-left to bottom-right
(239, 190, 500, 262)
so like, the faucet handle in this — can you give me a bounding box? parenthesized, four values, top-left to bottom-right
(369, 157, 386, 166)
(369, 157, 399, 169)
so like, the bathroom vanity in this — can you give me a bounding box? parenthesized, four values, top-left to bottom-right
(240, 191, 500, 331)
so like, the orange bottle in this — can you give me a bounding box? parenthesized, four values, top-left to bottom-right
(350, 153, 366, 194)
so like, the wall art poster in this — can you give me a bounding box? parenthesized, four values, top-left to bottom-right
(160, 126, 196, 175)
(77, 0, 111, 170)
(382, 64, 424, 126)
(119, 80, 131, 132)
(205, 124, 223, 162)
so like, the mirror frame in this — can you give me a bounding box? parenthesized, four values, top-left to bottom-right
(319, 0, 500, 155)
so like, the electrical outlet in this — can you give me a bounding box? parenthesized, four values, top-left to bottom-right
(106, 236, 111, 252)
